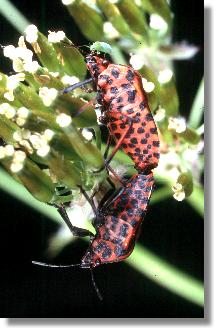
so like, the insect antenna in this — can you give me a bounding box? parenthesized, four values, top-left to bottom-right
(32, 260, 80, 268)
(90, 267, 103, 301)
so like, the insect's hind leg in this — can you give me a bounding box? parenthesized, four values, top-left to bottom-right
(52, 203, 94, 238)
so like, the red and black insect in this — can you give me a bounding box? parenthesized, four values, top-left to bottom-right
(34, 44, 159, 268)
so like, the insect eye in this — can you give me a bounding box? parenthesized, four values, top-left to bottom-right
(102, 60, 108, 65)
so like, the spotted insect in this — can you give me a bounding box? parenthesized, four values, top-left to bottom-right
(34, 173, 154, 268)
(65, 42, 160, 173)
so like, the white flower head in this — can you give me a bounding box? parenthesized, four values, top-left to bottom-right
(48, 30, 66, 43)
(168, 117, 187, 134)
(129, 54, 145, 70)
(36, 145, 50, 157)
(56, 113, 72, 127)
(13, 150, 26, 162)
(25, 24, 38, 43)
(158, 69, 173, 84)
(142, 78, 155, 93)
(23, 60, 40, 73)
(10, 162, 24, 173)
(3, 45, 16, 59)
(17, 107, 30, 119)
(150, 14, 168, 32)
(154, 107, 166, 122)
(4, 145, 15, 157)
(39, 87, 58, 107)
(7, 73, 25, 90)
(12, 58, 24, 72)
(82, 129, 93, 141)
(172, 182, 185, 202)
(43, 129, 55, 142)
(103, 22, 119, 39)
(61, 75, 79, 86)
(0, 146, 6, 159)
(61, 0, 74, 5)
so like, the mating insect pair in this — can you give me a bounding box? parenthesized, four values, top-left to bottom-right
(34, 42, 159, 274)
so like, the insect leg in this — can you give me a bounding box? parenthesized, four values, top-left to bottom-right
(53, 203, 94, 237)
(62, 77, 94, 94)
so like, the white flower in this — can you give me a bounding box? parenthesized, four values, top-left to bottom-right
(129, 54, 145, 70)
(103, 22, 119, 39)
(3, 91, 14, 101)
(13, 150, 26, 162)
(0, 103, 11, 115)
(150, 14, 168, 32)
(0, 146, 6, 159)
(4, 106, 16, 119)
(17, 107, 29, 119)
(10, 162, 24, 173)
(43, 129, 55, 141)
(16, 118, 26, 127)
(12, 58, 24, 72)
(25, 24, 38, 43)
(3, 45, 16, 59)
(142, 78, 155, 93)
(36, 145, 50, 157)
(82, 129, 93, 141)
(172, 183, 185, 202)
(56, 113, 72, 127)
(61, 0, 74, 5)
(23, 60, 40, 73)
(61, 75, 79, 86)
(168, 117, 187, 134)
(48, 31, 66, 43)
(154, 108, 166, 122)
(7, 73, 25, 90)
(4, 145, 15, 157)
(39, 87, 58, 107)
(158, 69, 173, 84)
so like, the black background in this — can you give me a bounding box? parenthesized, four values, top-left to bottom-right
(0, 0, 204, 318)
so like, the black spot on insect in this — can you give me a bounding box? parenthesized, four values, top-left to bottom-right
(111, 123, 117, 131)
(139, 100, 147, 110)
(141, 138, 147, 144)
(115, 245, 124, 257)
(116, 96, 123, 103)
(137, 127, 145, 134)
(130, 219, 138, 228)
(121, 83, 131, 90)
(143, 149, 148, 154)
(130, 137, 138, 144)
(128, 143, 135, 148)
(111, 68, 120, 78)
(120, 224, 129, 238)
(141, 122, 146, 127)
(121, 143, 127, 148)
(153, 140, 160, 147)
(103, 232, 110, 240)
(145, 114, 153, 121)
(117, 105, 124, 110)
(127, 108, 134, 114)
(108, 79, 113, 85)
(94, 241, 106, 253)
(115, 133, 121, 139)
(133, 117, 141, 123)
(143, 186, 152, 192)
(126, 70, 135, 81)
(127, 90, 136, 103)
(153, 152, 160, 159)
(130, 199, 138, 206)
(110, 86, 118, 94)
(102, 246, 112, 259)
(135, 147, 141, 153)
(120, 123, 126, 129)
(99, 74, 109, 81)
(145, 133, 150, 138)
(147, 144, 152, 149)
(136, 112, 141, 117)
(150, 127, 157, 134)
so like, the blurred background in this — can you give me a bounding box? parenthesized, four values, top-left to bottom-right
(0, 0, 203, 318)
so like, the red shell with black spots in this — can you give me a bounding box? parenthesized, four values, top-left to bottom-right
(81, 173, 154, 268)
(86, 54, 160, 173)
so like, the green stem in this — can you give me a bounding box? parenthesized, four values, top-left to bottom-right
(188, 78, 204, 129)
(126, 244, 204, 307)
(0, 0, 30, 33)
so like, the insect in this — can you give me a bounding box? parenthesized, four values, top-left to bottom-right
(65, 42, 160, 173)
(34, 173, 154, 268)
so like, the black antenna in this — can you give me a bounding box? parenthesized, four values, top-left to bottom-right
(32, 261, 80, 268)
(90, 268, 103, 301)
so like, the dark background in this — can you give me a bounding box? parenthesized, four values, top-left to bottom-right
(0, 0, 204, 318)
